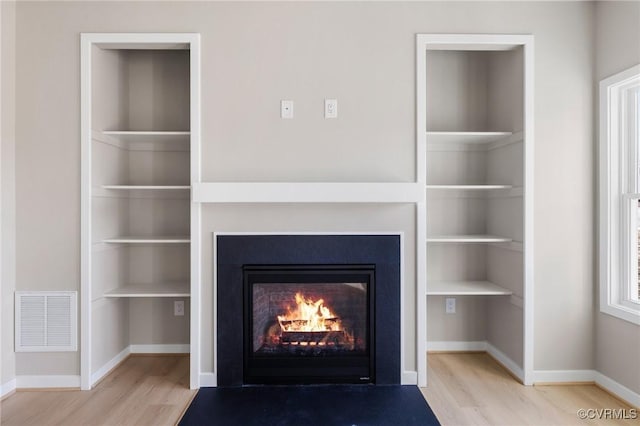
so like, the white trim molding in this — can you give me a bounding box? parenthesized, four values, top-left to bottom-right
(130, 344, 190, 354)
(595, 371, 640, 408)
(533, 369, 596, 384)
(199, 373, 217, 387)
(533, 369, 640, 408)
(486, 343, 525, 383)
(599, 63, 640, 325)
(80, 33, 92, 390)
(427, 341, 488, 352)
(189, 33, 202, 391)
(1, 379, 16, 398)
(16, 375, 81, 389)
(90, 347, 131, 386)
(416, 202, 427, 386)
(403, 371, 418, 385)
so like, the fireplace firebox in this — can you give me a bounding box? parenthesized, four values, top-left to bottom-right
(216, 234, 400, 387)
(243, 265, 375, 384)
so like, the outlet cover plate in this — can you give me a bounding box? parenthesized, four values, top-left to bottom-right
(445, 297, 456, 314)
(174, 300, 185, 316)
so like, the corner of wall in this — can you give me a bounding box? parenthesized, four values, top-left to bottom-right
(1, 0, 17, 393)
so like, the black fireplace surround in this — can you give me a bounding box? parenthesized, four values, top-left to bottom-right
(216, 235, 401, 386)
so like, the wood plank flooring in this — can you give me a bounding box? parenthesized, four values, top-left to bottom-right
(0, 355, 195, 426)
(1, 353, 636, 425)
(421, 353, 637, 425)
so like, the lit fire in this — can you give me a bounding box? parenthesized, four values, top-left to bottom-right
(277, 293, 342, 332)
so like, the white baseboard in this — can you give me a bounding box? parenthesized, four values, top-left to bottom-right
(91, 346, 131, 386)
(14, 345, 189, 391)
(402, 370, 418, 385)
(485, 343, 524, 383)
(427, 341, 524, 383)
(427, 341, 487, 352)
(89, 344, 188, 387)
(532, 369, 596, 384)
(16, 375, 81, 388)
(129, 344, 190, 354)
(595, 372, 640, 408)
(1, 378, 16, 398)
(530, 369, 639, 408)
(199, 372, 217, 387)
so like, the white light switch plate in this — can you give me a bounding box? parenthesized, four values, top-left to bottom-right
(281, 100, 294, 119)
(325, 99, 337, 118)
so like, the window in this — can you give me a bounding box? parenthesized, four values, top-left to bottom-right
(600, 64, 640, 324)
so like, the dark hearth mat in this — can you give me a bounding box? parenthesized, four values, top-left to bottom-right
(179, 385, 440, 426)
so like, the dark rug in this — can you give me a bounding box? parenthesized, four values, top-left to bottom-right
(179, 385, 440, 426)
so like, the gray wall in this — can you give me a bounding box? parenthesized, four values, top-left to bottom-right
(595, 0, 640, 395)
(1, 0, 17, 388)
(6, 1, 596, 378)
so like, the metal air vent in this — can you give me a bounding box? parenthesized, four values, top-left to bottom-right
(15, 291, 77, 352)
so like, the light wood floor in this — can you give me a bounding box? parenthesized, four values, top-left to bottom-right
(421, 353, 637, 425)
(0, 355, 195, 426)
(1, 353, 636, 425)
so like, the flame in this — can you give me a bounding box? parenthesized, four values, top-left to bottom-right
(277, 292, 342, 332)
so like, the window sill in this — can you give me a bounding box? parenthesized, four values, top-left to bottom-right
(601, 302, 640, 325)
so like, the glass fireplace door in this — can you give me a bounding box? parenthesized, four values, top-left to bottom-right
(243, 265, 375, 384)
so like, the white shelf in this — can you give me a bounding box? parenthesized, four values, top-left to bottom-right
(427, 235, 513, 243)
(92, 130, 191, 152)
(104, 282, 190, 298)
(102, 130, 190, 144)
(426, 131, 512, 144)
(427, 185, 512, 190)
(427, 281, 512, 296)
(192, 182, 424, 203)
(102, 185, 190, 190)
(103, 236, 190, 244)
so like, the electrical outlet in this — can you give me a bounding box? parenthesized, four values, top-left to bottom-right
(174, 300, 185, 316)
(445, 297, 456, 314)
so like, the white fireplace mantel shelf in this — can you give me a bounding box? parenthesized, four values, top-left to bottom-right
(192, 182, 425, 204)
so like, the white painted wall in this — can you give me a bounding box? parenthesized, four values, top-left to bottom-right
(529, 3, 595, 372)
(595, 0, 640, 395)
(12, 1, 595, 378)
(1, 0, 17, 391)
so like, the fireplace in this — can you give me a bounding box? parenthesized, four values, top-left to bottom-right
(243, 265, 375, 384)
(216, 234, 401, 386)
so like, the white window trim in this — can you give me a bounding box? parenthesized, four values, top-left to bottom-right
(600, 64, 640, 325)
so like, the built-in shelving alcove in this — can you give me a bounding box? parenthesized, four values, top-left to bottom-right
(416, 34, 534, 385)
(81, 34, 201, 390)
